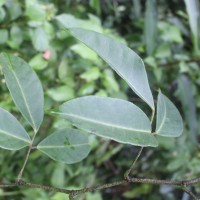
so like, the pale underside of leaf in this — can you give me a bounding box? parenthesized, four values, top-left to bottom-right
(67, 28, 154, 110)
(184, 0, 200, 52)
(155, 91, 183, 137)
(57, 113, 150, 133)
(38, 128, 90, 164)
(0, 133, 29, 150)
(54, 96, 157, 147)
(5, 56, 36, 130)
(0, 107, 31, 150)
(0, 130, 30, 142)
(156, 96, 167, 134)
(55, 113, 157, 147)
(0, 53, 44, 132)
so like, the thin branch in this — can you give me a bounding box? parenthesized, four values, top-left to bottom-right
(17, 132, 37, 181)
(182, 177, 200, 185)
(182, 186, 199, 200)
(0, 181, 71, 194)
(22, 181, 71, 194)
(124, 109, 155, 179)
(150, 109, 155, 124)
(72, 177, 200, 198)
(1, 176, 200, 199)
(0, 183, 18, 188)
(124, 147, 143, 180)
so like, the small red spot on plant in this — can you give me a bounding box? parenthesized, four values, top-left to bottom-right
(43, 50, 51, 60)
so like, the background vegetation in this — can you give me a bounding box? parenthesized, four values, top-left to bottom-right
(0, 0, 200, 199)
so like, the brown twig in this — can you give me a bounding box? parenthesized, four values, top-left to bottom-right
(1, 176, 200, 199)
(71, 177, 200, 199)
(124, 109, 155, 179)
(0, 180, 71, 194)
(17, 132, 37, 181)
(124, 147, 143, 180)
(182, 186, 199, 200)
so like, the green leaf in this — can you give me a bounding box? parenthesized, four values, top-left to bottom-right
(67, 28, 154, 110)
(25, 0, 46, 22)
(5, 0, 22, 20)
(103, 69, 119, 92)
(184, 0, 200, 52)
(44, 22, 55, 40)
(54, 96, 158, 147)
(89, 0, 101, 15)
(158, 22, 183, 43)
(144, 0, 157, 55)
(51, 163, 65, 187)
(176, 75, 198, 143)
(0, 107, 31, 150)
(0, 53, 44, 132)
(80, 67, 101, 82)
(9, 25, 23, 48)
(86, 192, 102, 200)
(123, 184, 151, 198)
(71, 43, 101, 64)
(78, 83, 95, 96)
(155, 43, 171, 59)
(29, 54, 48, 70)
(0, 29, 8, 44)
(47, 86, 75, 102)
(30, 27, 49, 51)
(0, 7, 6, 22)
(55, 14, 103, 32)
(155, 91, 183, 137)
(37, 128, 90, 164)
(58, 59, 69, 81)
(133, 0, 141, 18)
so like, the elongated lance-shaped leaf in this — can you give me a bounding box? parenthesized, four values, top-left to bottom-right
(184, 0, 200, 52)
(155, 91, 183, 137)
(0, 53, 44, 132)
(0, 107, 31, 150)
(54, 96, 158, 147)
(37, 128, 90, 164)
(145, 0, 157, 55)
(176, 75, 198, 143)
(66, 28, 154, 110)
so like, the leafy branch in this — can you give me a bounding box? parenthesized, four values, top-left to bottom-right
(0, 26, 195, 200)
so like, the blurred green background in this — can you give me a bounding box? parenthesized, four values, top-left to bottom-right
(0, 0, 200, 199)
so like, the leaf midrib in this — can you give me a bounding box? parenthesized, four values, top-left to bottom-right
(156, 95, 167, 133)
(38, 143, 89, 149)
(0, 129, 30, 143)
(5, 55, 37, 131)
(57, 112, 151, 133)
